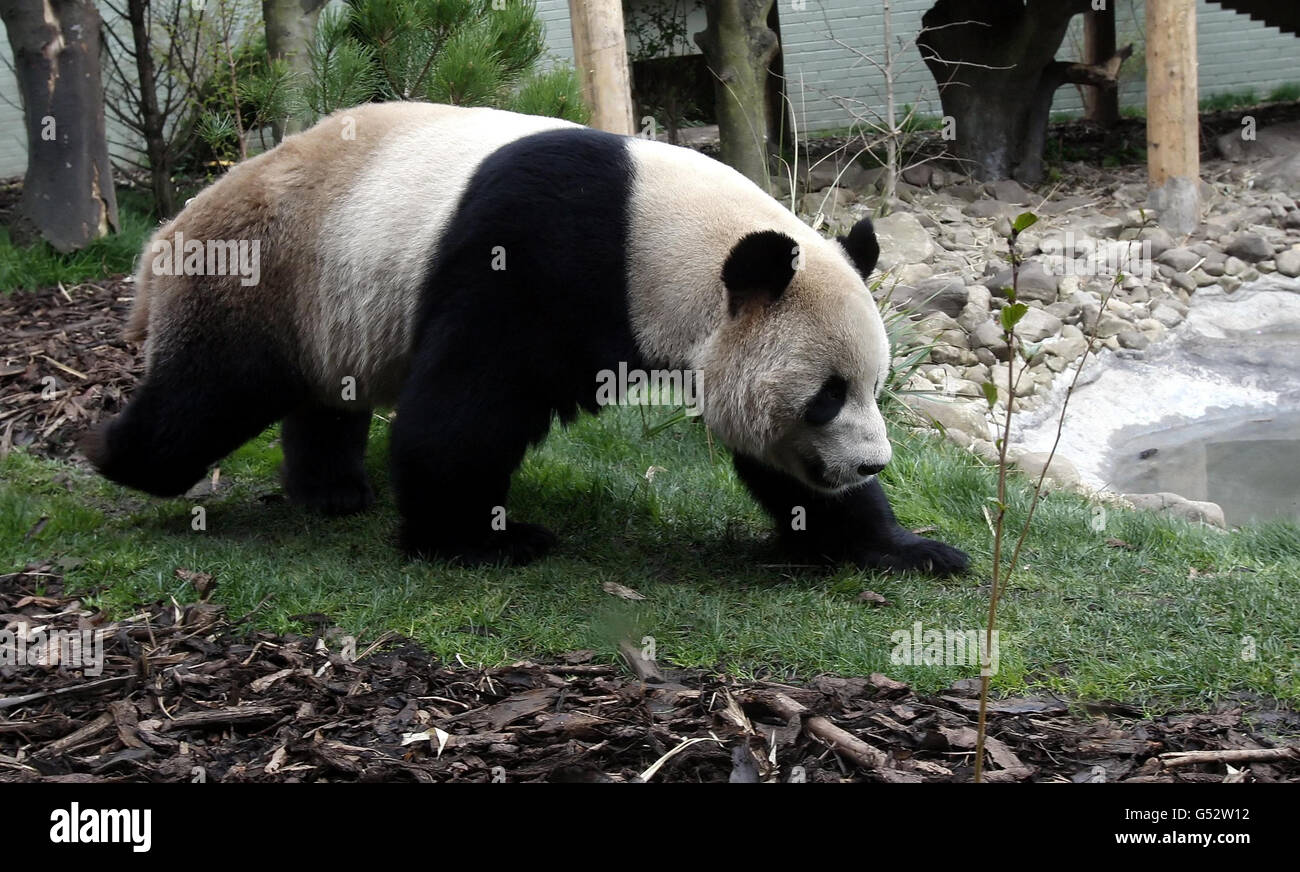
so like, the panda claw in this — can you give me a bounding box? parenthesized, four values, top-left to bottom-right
(868, 537, 970, 576)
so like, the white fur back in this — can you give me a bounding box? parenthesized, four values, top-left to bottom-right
(315, 105, 577, 402)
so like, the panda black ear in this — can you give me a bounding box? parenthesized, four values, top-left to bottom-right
(838, 217, 880, 279)
(722, 230, 798, 316)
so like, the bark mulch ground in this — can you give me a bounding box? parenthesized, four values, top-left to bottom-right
(2, 562, 1297, 783)
(0, 277, 140, 462)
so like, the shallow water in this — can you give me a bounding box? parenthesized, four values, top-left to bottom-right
(1105, 409, 1300, 525)
(1013, 277, 1300, 525)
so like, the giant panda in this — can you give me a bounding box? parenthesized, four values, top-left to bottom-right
(85, 102, 968, 575)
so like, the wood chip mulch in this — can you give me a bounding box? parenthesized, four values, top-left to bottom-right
(2, 562, 1297, 783)
(0, 278, 141, 462)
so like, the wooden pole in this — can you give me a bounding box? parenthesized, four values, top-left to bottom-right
(568, 0, 635, 135)
(1146, 0, 1199, 234)
(1083, 2, 1118, 126)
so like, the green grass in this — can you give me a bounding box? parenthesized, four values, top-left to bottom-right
(0, 190, 155, 293)
(1267, 82, 1300, 103)
(1200, 89, 1259, 113)
(2, 408, 1298, 711)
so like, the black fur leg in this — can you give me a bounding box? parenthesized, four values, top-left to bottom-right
(82, 328, 302, 497)
(733, 453, 969, 576)
(282, 405, 374, 515)
(390, 337, 560, 566)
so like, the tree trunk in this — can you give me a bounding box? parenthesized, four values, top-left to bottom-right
(695, 0, 778, 191)
(1083, 3, 1119, 127)
(568, 0, 635, 134)
(1, 0, 119, 251)
(125, 0, 174, 217)
(919, 0, 1104, 184)
(263, 0, 327, 139)
(1146, 0, 1199, 234)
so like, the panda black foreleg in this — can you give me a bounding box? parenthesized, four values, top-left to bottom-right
(390, 356, 557, 567)
(281, 405, 374, 515)
(82, 336, 302, 498)
(732, 454, 969, 576)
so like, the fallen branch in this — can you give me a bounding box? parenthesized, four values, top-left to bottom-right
(745, 689, 889, 770)
(1160, 747, 1299, 770)
(0, 675, 134, 711)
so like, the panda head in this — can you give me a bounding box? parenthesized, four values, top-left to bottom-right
(699, 217, 892, 493)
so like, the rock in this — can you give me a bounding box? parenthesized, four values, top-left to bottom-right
(957, 284, 992, 333)
(1225, 232, 1273, 262)
(1015, 307, 1064, 343)
(804, 160, 879, 192)
(873, 212, 936, 270)
(1117, 328, 1150, 350)
(986, 261, 1060, 304)
(800, 186, 853, 217)
(1150, 302, 1185, 329)
(970, 319, 1009, 358)
(1137, 226, 1175, 259)
(901, 395, 989, 441)
(1040, 335, 1088, 361)
(1080, 304, 1128, 338)
(988, 359, 1035, 398)
(1170, 271, 1196, 292)
(1045, 300, 1082, 323)
(1014, 452, 1080, 490)
(1124, 492, 1227, 528)
(1255, 152, 1300, 195)
(902, 162, 935, 187)
(1276, 247, 1300, 277)
(1189, 267, 1218, 287)
(1223, 255, 1247, 276)
(963, 199, 1019, 219)
(987, 178, 1032, 204)
(929, 344, 977, 366)
(1156, 247, 1200, 272)
(1215, 119, 1300, 162)
(892, 276, 968, 318)
(1136, 318, 1168, 344)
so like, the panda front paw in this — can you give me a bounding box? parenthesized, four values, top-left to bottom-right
(285, 474, 374, 516)
(857, 535, 970, 576)
(402, 521, 557, 567)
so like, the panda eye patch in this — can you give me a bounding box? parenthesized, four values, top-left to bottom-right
(804, 375, 848, 426)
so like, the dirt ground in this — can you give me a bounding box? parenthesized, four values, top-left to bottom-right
(3, 284, 1299, 783)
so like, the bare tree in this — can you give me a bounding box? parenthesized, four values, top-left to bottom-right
(1, 0, 119, 250)
(100, 0, 221, 217)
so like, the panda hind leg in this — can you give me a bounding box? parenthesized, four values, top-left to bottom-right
(281, 405, 375, 515)
(732, 454, 969, 576)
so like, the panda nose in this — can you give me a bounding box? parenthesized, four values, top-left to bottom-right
(858, 462, 885, 477)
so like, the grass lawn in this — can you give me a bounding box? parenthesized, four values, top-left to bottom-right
(2, 405, 1297, 711)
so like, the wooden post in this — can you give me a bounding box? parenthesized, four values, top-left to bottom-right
(1146, 0, 1199, 234)
(568, 0, 635, 135)
(1083, 3, 1118, 126)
